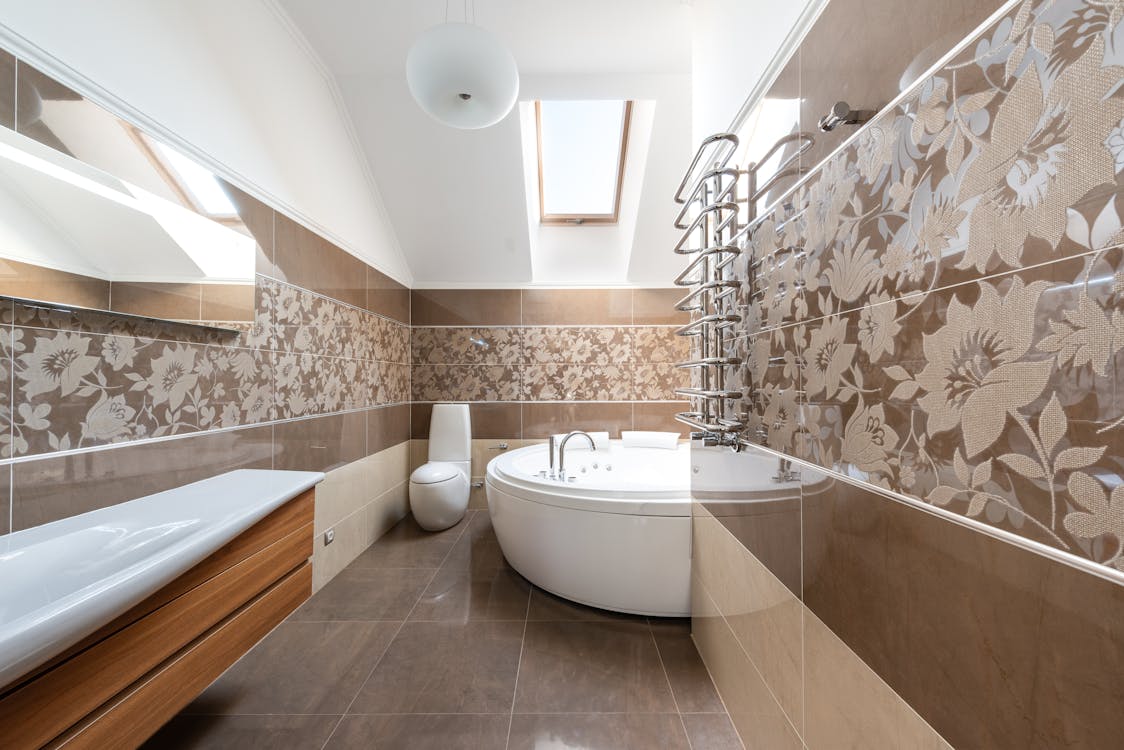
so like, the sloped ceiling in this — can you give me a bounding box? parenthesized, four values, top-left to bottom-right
(276, 0, 694, 287)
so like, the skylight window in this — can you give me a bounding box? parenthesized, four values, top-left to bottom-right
(536, 100, 631, 225)
(128, 127, 238, 220)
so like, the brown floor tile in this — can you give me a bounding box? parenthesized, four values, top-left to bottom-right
(409, 514, 531, 621)
(514, 621, 677, 713)
(141, 714, 340, 749)
(348, 512, 472, 569)
(349, 620, 524, 714)
(653, 629, 727, 713)
(508, 713, 691, 750)
(326, 714, 510, 750)
(527, 587, 647, 622)
(680, 713, 743, 749)
(185, 620, 398, 715)
(289, 566, 434, 621)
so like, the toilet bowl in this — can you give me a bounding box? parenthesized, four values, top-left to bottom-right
(409, 403, 471, 531)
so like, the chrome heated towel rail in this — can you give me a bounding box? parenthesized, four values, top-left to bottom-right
(672, 130, 814, 447)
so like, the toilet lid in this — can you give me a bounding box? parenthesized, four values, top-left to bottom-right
(410, 463, 461, 485)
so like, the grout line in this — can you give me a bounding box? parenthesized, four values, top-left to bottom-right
(504, 574, 533, 750)
(318, 511, 477, 750)
(648, 620, 694, 750)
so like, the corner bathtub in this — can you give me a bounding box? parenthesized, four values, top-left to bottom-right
(486, 440, 690, 616)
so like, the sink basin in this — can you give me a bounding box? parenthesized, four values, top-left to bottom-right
(0, 468, 323, 689)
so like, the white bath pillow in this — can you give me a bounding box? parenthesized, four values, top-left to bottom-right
(621, 431, 680, 450)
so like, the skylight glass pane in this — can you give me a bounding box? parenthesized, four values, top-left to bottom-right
(539, 100, 627, 217)
(153, 141, 237, 216)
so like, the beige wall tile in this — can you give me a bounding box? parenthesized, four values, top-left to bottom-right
(691, 574, 802, 750)
(312, 480, 409, 591)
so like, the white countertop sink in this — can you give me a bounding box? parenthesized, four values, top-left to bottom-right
(0, 468, 324, 689)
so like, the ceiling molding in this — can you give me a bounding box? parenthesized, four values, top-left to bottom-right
(257, 0, 413, 285)
(0, 10, 413, 287)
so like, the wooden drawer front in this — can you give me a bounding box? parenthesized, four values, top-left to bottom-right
(12, 489, 315, 689)
(0, 507, 313, 749)
(54, 564, 312, 750)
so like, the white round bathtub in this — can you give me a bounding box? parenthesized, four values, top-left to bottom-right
(485, 440, 691, 616)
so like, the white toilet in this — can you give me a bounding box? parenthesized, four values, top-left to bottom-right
(409, 403, 471, 531)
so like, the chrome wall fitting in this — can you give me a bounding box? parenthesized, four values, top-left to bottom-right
(818, 100, 878, 131)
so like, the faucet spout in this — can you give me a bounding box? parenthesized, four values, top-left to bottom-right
(557, 430, 597, 480)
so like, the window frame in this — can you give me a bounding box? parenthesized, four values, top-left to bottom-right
(535, 99, 632, 226)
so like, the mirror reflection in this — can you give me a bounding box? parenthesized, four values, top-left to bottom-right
(0, 58, 255, 328)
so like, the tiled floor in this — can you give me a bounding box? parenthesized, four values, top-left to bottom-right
(143, 510, 740, 750)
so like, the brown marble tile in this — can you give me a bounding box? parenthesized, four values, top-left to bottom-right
(508, 714, 691, 750)
(366, 266, 410, 324)
(411, 289, 521, 326)
(10, 424, 274, 530)
(185, 620, 398, 715)
(803, 476, 1124, 749)
(633, 402, 689, 435)
(327, 714, 509, 750)
(409, 513, 531, 621)
(368, 403, 410, 454)
(141, 714, 339, 750)
(273, 411, 366, 473)
(200, 283, 255, 323)
(520, 288, 632, 325)
(0, 258, 110, 312)
(290, 566, 433, 621)
(0, 51, 14, 130)
(526, 587, 647, 623)
(349, 512, 470, 569)
(109, 282, 202, 321)
(349, 620, 524, 714)
(272, 213, 366, 309)
(219, 182, 274, 276)
(652, 627, 726, 713)
(0, 464, 9, 535)
(514, 620, 677, 713)
(634, 288, 689, 325)
(411, 401, 521, 440)
(691, 575, 802, 749)
(521, 402, 634, 438)
(680, 714, 743, 750)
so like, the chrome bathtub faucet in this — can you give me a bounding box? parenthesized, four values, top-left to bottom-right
(557, 431, 597, 481)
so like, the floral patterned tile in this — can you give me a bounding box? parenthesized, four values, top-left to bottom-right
(632, 327, 690, 364)
(411, 327, 521, 365)
(412, 365, 520, 402)
(741, 0, 1124, 334)
(521, 364, 634, 401)
(522, 327, 632, 365)
(9, 327, 272, 457)
(787, 248, 1124, 569)
(634, 363, 688, 401)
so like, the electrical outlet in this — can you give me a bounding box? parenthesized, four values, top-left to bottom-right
(324, 528, 335, 545)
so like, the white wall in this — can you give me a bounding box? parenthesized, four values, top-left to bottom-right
(690, 0, 820, 142)
(0, 0, 412, 284)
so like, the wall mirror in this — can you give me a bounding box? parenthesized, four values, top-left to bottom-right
(0, 55, 255, 330)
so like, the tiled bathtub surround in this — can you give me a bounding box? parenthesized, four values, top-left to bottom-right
(410, 287, 690, 433)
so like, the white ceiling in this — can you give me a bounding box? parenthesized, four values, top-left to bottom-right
(276, 0, 695, 287)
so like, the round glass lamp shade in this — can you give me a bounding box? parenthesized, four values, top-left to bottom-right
(406, 23, 519, 130)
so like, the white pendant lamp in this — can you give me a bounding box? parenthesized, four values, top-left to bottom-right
(406, 21, 519, 130)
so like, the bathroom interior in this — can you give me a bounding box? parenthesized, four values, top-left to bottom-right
(0, 0, 1122, 748)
